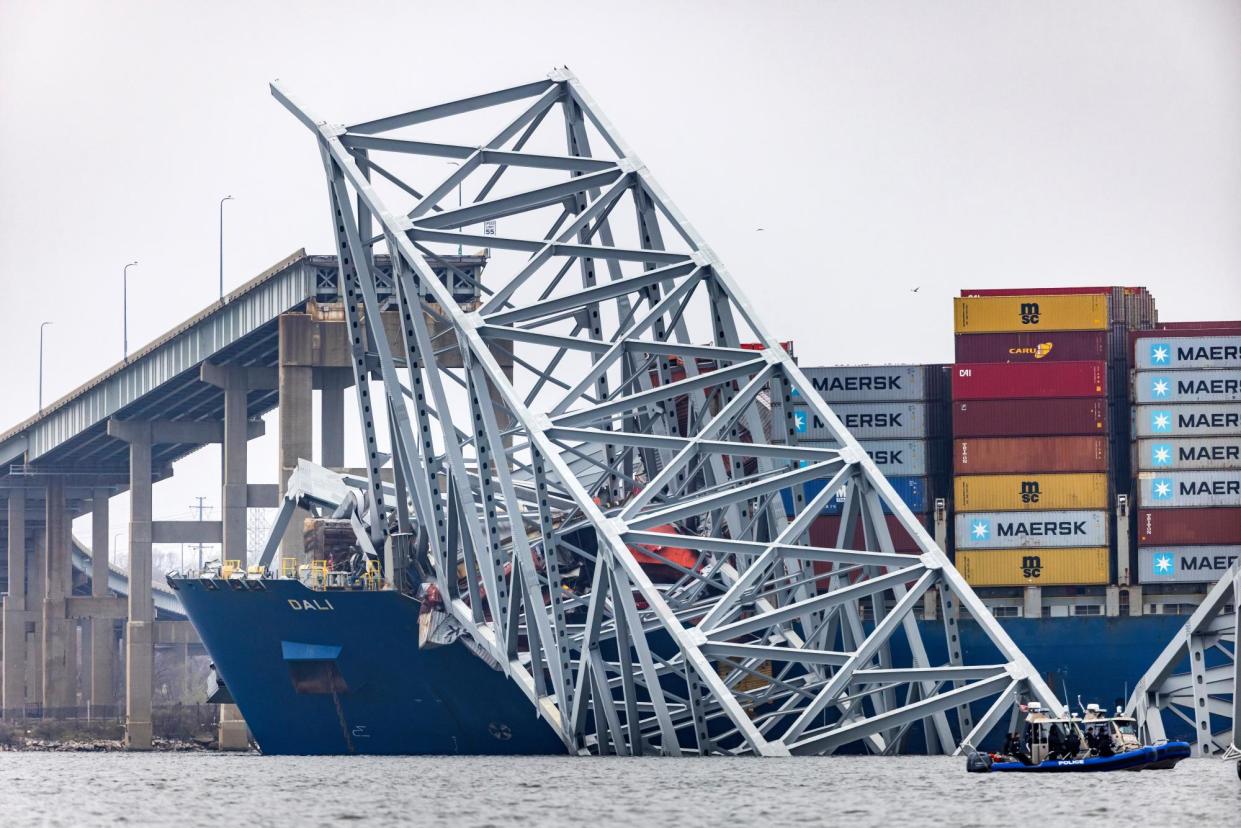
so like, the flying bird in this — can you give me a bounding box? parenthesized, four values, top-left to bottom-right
(910, 286, 921, 293)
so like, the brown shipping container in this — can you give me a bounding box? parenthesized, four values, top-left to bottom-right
(953, 398, 1109, 437)
(1137, 508, 1241, 546)
(954, 436, 1109, 474)
(809, 514, 925, 553)
(954, 331, 1108, 364)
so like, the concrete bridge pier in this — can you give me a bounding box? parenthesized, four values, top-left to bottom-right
(27, 529, 45, 708)
(89, 487, 116, 713)
(2, 489, 28, 717)
(108, 419, 154, 750)
(41, 477, 77, 716)
(201, 361, 274, 751)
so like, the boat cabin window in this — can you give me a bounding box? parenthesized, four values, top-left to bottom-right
(1113, 720, 1137, 737)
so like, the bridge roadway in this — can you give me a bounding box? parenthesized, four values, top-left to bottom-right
(0, 248, 487, 748)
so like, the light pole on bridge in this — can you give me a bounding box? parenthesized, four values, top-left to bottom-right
(122, 261, 138, 362)
(219, 195, 234, 300)
(38, 321, 52, 410)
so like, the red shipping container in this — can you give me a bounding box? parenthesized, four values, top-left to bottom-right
(809, 514, 926, 553)
(954, 436, 1109, 474)
(1155, 321, 1241, 331)
(952, 398, 1109, 437)
(960, 287, 1144, 297)
(954, 331, 1108, 364)
(1137, 508, 1241, 545)
(952, 361, 1107, 400)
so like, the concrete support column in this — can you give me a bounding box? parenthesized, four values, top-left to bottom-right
(90, 488, 116, 711)
(28, 529, 45, 706)
(42, 477, 76, 715)
(221, 368, 249, 569)
(2, 490, 27, 717)
(109, 419, 154, 750)
(319, 370, 347, 471)
(200, 364, 263, 752)
(278, 365, 313, 560)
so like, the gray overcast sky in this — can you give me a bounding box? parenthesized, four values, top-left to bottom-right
(1, 0, 1239, 554)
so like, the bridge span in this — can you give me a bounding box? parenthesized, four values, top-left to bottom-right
(0, 248, 485, 747)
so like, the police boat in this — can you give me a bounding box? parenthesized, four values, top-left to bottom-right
(966, 702, 1191, 773)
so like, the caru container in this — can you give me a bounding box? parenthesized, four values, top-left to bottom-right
(953, 331, 1108, 364)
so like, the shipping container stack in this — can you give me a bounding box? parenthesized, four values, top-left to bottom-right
(948, 289, 1157, 595)
(1131, 323, 1241, 592)
(782, 364, 951, 552)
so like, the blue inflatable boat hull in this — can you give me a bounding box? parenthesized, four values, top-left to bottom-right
(980, 741, 1191, 773)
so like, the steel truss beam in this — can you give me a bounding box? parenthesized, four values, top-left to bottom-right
(272, 68, 1063, 757)
(1127, 563, 1239, 758)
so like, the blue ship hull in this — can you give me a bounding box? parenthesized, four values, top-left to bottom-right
(172, 577, 566, 755)
(173, 577, 1188, 755)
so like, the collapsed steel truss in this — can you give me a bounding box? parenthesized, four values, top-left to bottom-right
(272, 69, 1063, 756)
(1127, 563, 1239, 758)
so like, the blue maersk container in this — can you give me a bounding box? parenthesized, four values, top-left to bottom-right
(781, 475, 929, 516)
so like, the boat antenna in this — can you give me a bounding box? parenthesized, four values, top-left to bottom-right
(1062, 679, 1070, 712)
(1076, 694, 1085, 714)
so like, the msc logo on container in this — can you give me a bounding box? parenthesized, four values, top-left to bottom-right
(1150, 377, 1171, 398)
(1150, 444, 1173, 466)
(1151, 553, 1175, 576)
(1150, 478, 1174, 500)
(1020, 555, 1042, 579)
(1149, 343, 1171, 365)
(1019, 302, 1040, 325)
(1019, 481, 1041, 503)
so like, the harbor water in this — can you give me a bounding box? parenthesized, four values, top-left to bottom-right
(0, 754, 1237, 826)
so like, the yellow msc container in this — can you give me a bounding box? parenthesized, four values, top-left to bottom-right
(953, 473, 1109, 511)
(954, 294, 1108, 333)
(957, 547, 1110, 587)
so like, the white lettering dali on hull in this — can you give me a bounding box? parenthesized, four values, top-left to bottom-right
(288, 598, 336, 611)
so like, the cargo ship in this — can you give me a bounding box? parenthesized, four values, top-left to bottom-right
(174, 290, 1236, 755)
(169, 567, 1190, 755)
